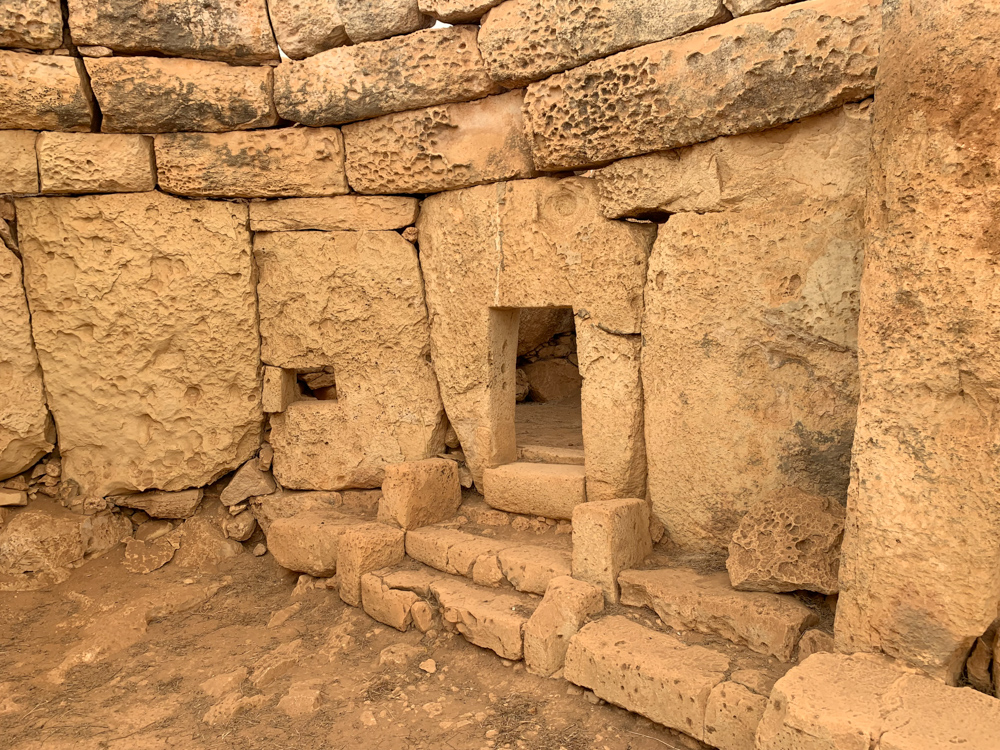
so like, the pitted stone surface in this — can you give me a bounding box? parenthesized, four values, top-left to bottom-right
(266, 0, 348, 60)
(86, 56, 277, 134)
(257, 231, 445, 490)
(0, 52, 95, 132)
(343, 90, 535, 195)
(275, 25, 499, 126)
(0, 245, 54, 481)
(155, 129, 348, 198)
(66, 0, 278, 63)
(523, 0, 879, 170)
(418, 176, 653, 492)
(479, 0, 729, 87)
(0, 131, 39, 195)
(37, 133, 156, 194)
(0, 0, 63, 49)
(725, 0, 800, 16)
(16, 192, 261, 498)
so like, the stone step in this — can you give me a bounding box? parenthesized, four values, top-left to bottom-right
(516, 444, 585, 466)
(360, 561, 540, 661)
(482, 462, 586, 519)
(619, 567, 820, 662)
(404, 523, 572, 594)
(565, 615, 775, 750)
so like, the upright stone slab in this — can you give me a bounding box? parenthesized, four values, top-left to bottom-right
(836, 0, 1000, 684)
(154, 129, 348, 198)
(66, 0, 278, 62)
(343, 90, 535, 194)
(37, 133, 156, 194)
(641, 105, 868, 553)
(0, 246, 54, 480)
(0, 52, 94, 132)
(256, 231, 446, 490)
(338, 0, 432, 43)
(265, 0, 348, 60)
(86, 56, 277, 133)
(16, 192, 262, 498)
(0, 131, 39, 195)
(523, 0, 879, 170)
(572, 498, 651, 602)
(275, 25, 499, 126)
(418, 176, 654, 493)
(0, 0, 63, 49)
(479, 0, 729, 87)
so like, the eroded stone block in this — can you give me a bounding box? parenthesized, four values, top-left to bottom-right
(266, 0, 348, 59)
(267, 508, 363, 577)
(480, 0, 729, 87)
(113, 488, 203, 519)
(0, 131, 39, 195)
(483, 463, 585, 520)
(431, 577, 533, 659)
(16, 192, 261, 497)
(338, 523, 405, 606)
(572, 498, 651, 602)
(338, 0, 432, 43)
(361, 572, 420, 631)
(37, 133, 155, 194)
(704, 681, 768, 750)
(249, 196, 419, 232)
(275, 25, 498, 126)
(262, 367, 298, 414)
(523, 0, 879, 170)
(0, 245, 53, 481)
(417, 0, 501, 22)
(343, 90, 535, 194)
(379, 458, 461, 530)
(524, 576, 603, 676)
(0, 0, 63, 49)
(257, 231, 445, 490)
(0, 52, 94, 132)
(155, 128, 347, 198)
(86, 56, 277, 133)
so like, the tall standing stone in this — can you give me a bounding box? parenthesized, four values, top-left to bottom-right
(836, 0, 1000, 684)
(16, 192, 262, 499)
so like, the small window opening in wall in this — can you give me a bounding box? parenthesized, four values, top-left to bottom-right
(514, 308, 583, 454)
(296, 366, 337, 400)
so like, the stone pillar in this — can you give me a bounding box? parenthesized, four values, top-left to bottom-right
(835, 0, 1000, 683)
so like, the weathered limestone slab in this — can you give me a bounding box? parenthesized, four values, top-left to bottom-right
(835, 0, 1000, 684)
(16, 192, 261, 498)
(565, 616, 730, 741)
(258, 231, 446, 490)
(594, 103, 873, 219)
(37, 133, 155, 194)
(338, 523, 405, 606)
(704, 681, 767, 750)
(113, 488, 203, 519)
(338, 0, 432, 43)
(343, 90, 535, 194)
(483, 463, 585, 520)
(0, 246, 54, 481)
(726, 0, 801, 16)
(249, 196, 419, 232)
(418, 177, 654, 490)
(642, 107, 867, 553)
(417, 0, 501, 22)
(0, 131, 38, 199)
(155, 129, 347, 198)
(66, 0, 278, 62)
(572, 498, 651, 602)
(220, 460, 275, 507)
(523, 0, 879, 170)
(756, 653, 1000, 750)
(266, 508, 362, 577)
(0, 0, 63, 49)
(431, 576, 534, 659)
(405, 526, 484, 574)
(480, 0, 729, 87)
(524, 576, 603, 676)
(619, 568, 818, 661)
(86, 56, 277, 134)
(0, 52, 94, 132)
(727, 488, 845, 595)
(361, 571, 421, 631)
(498, 545, 571, 595)
(266, 0, 348, 60)
(249, 489, 341, 532)
(379, 458, 461, 530)
(275, 25, 498, 126)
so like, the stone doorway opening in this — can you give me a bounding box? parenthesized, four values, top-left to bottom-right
(513, 307, 584, 463)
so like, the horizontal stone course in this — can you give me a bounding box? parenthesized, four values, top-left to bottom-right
(37, 132, 156, 194)
(0, 52, 94, 132)
(248, 196, 419, 232)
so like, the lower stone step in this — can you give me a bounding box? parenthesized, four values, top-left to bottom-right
(619, 567, 820, 662)
(565, 615, 772, 750)
(482, 462, 586, 519)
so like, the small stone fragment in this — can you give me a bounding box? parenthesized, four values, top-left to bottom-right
(797, 629, 835, 662)
(411, 601, 436, 633)
(37, 133, 156, 194)
(0, 490, 28, 507)
(112, 489, 204, 520)
(704, 681, 769, 750)
(220, 461, 276, 507)
(278, 682, 323, 717)
(727, 489, 846, 595)
(0, 52, 94, 132)
(123, 535, 178, 574)
(251, 640, 301, 687)
(253, 543, 267, 557)
(222, 511, 256, 542)
(417, 0, 501, 22)
(379, 643, 424, 666)
(200, 667, 248, 698)
(379, 458, 461, 530)
(86, 56, 277, 133)
(419, 658, 437, 673)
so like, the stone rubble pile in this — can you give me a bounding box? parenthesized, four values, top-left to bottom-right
(2, 0, 999, 747)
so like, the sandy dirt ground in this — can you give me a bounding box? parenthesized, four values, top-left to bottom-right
(0, 548, 702, 750)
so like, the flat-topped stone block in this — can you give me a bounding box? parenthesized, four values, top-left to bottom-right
(379, 458, 461, 530)
(483, 462, 586, 520)
(572, 498, 652, 603)
(0, 52, 94, 132)
(37, 133, 156, 194)
(338, 523, 406, 607)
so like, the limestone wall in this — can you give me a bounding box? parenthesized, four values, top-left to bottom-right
(1, 0, 996, 706)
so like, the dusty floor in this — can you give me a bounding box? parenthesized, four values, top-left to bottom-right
(0, 548, 700, 750)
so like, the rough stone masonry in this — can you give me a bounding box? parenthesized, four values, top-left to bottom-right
(1, 0, 999, 747)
